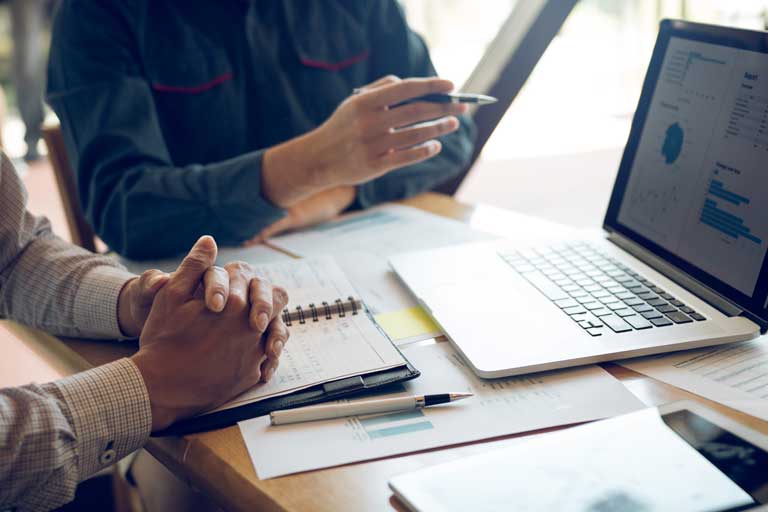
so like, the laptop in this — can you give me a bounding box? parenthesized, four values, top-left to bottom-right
(390, 20, 768, 378)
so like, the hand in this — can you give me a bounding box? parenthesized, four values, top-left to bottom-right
(243, 186, 356, 244)
(130, 236, 290, 431)
(117, 249, 256, 337)
(261, 75, 468, 208)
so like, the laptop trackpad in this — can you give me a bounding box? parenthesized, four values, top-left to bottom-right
(422, 277, 577, 374)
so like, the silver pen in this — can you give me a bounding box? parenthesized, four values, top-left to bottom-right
(352, 89, 497, 107)
(270, 392, 473, 425)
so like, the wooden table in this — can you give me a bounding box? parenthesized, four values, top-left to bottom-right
(8, 192, 768, 511)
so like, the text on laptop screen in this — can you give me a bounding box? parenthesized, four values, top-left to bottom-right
(617, 36, 768, 298)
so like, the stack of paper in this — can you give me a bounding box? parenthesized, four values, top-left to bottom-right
(119, 243, 289, 274)
(389, 408, 754, 512)
(621, 337, 768, 421)
(268, 204, 496, 343)
(239, 343, 644, 479)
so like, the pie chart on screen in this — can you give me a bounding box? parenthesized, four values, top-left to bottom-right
(661, 122, 684, 164)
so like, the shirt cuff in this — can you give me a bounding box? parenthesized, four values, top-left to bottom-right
(74, 266, 135, 339)
(52, 358, 152, 482)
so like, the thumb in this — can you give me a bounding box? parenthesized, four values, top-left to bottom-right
(255, 216, 294, 243)
(136, 270, 170, 306)
(168, 236, 218, 299)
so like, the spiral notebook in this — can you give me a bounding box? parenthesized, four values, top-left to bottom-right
(160, 256, 419, 436)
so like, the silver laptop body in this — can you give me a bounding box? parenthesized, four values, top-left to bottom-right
(391, 20, 768, 377)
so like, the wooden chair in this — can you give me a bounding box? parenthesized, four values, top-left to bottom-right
(42, 124, 98, 253)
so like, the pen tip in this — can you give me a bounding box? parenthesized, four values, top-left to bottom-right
(450, 392, 474, 401)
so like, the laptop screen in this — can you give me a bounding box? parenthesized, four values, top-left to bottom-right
(605, 20, 768, 327)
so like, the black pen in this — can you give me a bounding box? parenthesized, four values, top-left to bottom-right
(352, 89, 498, 107)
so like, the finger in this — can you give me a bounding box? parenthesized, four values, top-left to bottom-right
(271, 286, 289, 316)
(264, 317, 290, 360)
(242, 236, 260, 247)
(254, 216, 294, 242)
(260, 357, 279, 383)
(385, 102, 467, 130)
(203, 266, 229, 313)
(356, 74, 401, 93)
(232, 352, 269, 396)
(359, 77, 454, 110)
(249, 278, 276, 333)
(379, 140, 442, 172)
(136, 269, 170, 307)
(224, 262, 250, 313)
(377, 117, 459, 154)
(167, 236, 218, 300)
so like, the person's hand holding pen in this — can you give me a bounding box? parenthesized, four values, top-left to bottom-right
(253, 75, 467, 242)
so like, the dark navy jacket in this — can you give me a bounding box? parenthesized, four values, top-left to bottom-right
(47, 1, 475, 259)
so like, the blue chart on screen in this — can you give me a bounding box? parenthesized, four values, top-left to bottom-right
(700, 180, 762, 245)
(662, 122, 684, 164)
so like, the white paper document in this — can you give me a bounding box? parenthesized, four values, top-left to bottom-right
(622, 337, 768, 421)
(239, 343, 643, 479)
(268, 205, 496, 315)
(212, 257, 405, 412)
(389, 408, 753, 512)
(119, 243, 290, 274)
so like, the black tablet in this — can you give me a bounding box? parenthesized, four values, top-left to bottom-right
(659, 401, 768, 511)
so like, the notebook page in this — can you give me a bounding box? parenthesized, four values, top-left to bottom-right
(208, 256, 406, 412)
(268, 205, 496, 314)
(249, 255, 358, 306)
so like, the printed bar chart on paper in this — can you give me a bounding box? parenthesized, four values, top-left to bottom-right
(240, 343, 644, 479)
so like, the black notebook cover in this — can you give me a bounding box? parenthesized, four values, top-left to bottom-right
(156, 359, 420, 436)
(154, 258, 422, 437)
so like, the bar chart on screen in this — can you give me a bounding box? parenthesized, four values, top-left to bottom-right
(700, 185, 761, 245)
(681, 159, 768, 295)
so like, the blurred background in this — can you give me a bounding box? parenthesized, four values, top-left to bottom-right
(1, 0, 767, 239)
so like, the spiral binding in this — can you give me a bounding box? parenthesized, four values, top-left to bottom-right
(282, 296, 362, 327)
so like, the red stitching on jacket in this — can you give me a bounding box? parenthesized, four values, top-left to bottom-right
(300, 51, 369, 71)
(152, 72, 233, 93)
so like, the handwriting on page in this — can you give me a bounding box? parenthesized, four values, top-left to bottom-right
(219, 315, 403, 410)
(249, 256, 357, 306)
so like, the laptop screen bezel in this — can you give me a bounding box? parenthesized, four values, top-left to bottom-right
(603, 19, 768, 328)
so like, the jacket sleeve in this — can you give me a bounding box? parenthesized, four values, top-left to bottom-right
(356, 0, 477, 207)
(0, 359, 151, 512)
(46, 1, 286, 260)
(0, 153, 134, 339)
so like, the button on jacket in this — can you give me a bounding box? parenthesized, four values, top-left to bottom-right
(47, 0, 476, 259)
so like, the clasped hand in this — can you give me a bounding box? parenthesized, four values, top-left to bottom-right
(121, 236, 289, 431)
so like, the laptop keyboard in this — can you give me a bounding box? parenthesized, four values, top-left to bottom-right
(499, 242, 707, 337)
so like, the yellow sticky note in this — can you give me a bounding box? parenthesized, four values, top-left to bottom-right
(374, 306, 442, 343)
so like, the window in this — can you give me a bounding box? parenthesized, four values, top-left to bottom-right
(401, 0, 768, 226)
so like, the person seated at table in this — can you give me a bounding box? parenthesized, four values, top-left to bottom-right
(46, 1, 476, 259)
(0, 152, 290, 511)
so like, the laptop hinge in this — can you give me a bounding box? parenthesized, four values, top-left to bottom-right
(606, 231, 761, 326)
